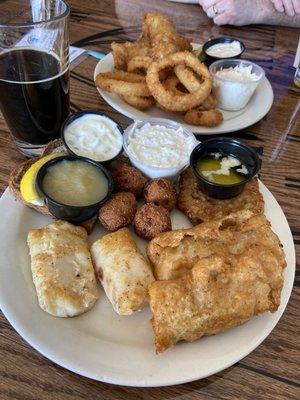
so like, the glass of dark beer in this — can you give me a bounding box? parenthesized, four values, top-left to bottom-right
(0, 0, 70, 157)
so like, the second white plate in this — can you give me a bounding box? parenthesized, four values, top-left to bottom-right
(94, 51, 274, 135)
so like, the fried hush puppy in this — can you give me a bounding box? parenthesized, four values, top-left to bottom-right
(110, 162, 148, 198)
(144, 178, 177, 211)
(99, 192, 137, 231)
(134, 203, 171, 241)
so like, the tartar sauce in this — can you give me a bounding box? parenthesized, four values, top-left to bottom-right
(206, 41, 241, 58)
(126, 123, 194, 168)
(64, 114, 122, 162)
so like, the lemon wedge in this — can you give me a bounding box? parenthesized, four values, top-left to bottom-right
(20, 153, 63, 206)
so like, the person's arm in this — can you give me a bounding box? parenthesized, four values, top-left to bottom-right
(199, 0, 300, 27)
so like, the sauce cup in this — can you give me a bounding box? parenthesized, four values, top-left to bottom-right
(36, 155, 114, 223)
(209, 59, 265, 111)
(190, 137, 260, 199)
(202, 37, 245, 66)
(61, 110, 124, 165)
(123, 118, 199, 180)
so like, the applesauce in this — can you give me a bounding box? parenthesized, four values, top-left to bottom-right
(42, 159, 109, 206)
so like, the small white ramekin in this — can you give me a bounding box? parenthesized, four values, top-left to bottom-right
(209, 59, 265, 111)
(123, 118, 199, 180)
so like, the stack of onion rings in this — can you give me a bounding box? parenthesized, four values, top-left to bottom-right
(95, 12, 223, 126)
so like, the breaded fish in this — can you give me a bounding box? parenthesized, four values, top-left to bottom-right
(91, 228, 155, 315)
(147, 211, 283, 281)
(177, 167, 264, 225)
(27, 220, 98, 317)
(148, 212, 286, 353)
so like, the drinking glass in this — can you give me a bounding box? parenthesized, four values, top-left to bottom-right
(0, 0, 70, 157)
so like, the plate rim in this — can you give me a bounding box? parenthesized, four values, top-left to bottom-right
(93, 51, 274, 135)
(0, 184, 295, 387)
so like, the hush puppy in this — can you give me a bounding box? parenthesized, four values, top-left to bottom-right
(134, 203, 171, 241)
(109, 162, 148, 198)
(144, 178, 177, 211)
(99, 192, 137, 231)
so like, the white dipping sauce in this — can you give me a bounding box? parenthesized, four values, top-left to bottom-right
(213, 65, 261, 111)
(206, 41, 242, 58)
(64, 114, 122, 162)
(126, 123, 194, 168)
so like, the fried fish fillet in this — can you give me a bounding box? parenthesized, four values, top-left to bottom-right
(177, 167, 264, 225)
(147, 211, 284, 280)
(27, 220, 98, 317)
(148, 213, 286, 353)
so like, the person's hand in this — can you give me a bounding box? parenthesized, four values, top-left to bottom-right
(198, 0, 266, 26)
(271, 0, 300, 16)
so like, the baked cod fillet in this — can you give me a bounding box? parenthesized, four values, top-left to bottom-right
(27, 220, 98, 317)
(177, 167, 264, 225)
(91, 228, 155, 315)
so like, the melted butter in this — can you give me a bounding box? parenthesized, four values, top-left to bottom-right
(42, 160, 108, 206)
(196, 155, 248, 185)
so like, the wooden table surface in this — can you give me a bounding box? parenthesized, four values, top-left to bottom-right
(0, 0, 299, 398)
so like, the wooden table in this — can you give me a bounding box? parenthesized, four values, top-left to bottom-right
(0, 1, 299, 398)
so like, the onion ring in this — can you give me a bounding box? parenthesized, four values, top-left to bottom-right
(122, 95, 154, 110)
(174, 64, 202, 93)
(146, 52, 212, 112)
(162, 75, 189, 95)
(95, 71, 151, 97)
(184, 109, 223, 127)
(164, 73, 218, 111)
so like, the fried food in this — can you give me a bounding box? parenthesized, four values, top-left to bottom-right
(95, 70, 151, 97)
(121, 94, 155, 110)
(173, 64, 222, 125)
(198, 93, 218, 111)
(144, 178, 177, 211)
(149, 212, 286, 352)
(174, 64, 202, 93)
(111, 38, 151, 71)
(99, 192, 137, 231)
(142, 12, 176, 39)
(127, 55, 152, 74)
(151, 32, 192, 61)
(184, 108, 223, 127)
(142, 12, 191, 60)
(97, 12, 223, 127)
(109, 162, 148, 198)
(148, 209, 278, 279)
(134, 203, 171, 241)
(27, 220, 98, 317)
(162, 75, 189, 95)
(146, 52, 212, 112)
(91, 228, 155, 315)
(177, 167, 264, 225)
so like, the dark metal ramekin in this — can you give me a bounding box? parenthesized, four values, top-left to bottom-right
(202, 37, 245, 66)
(36, 155, 113, 223)
(190, 137, 260, 200)
(61, 109, 124, 165)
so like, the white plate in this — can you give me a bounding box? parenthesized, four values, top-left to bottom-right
(94, 51, 274, 135)
(0, 183, 295, 387)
